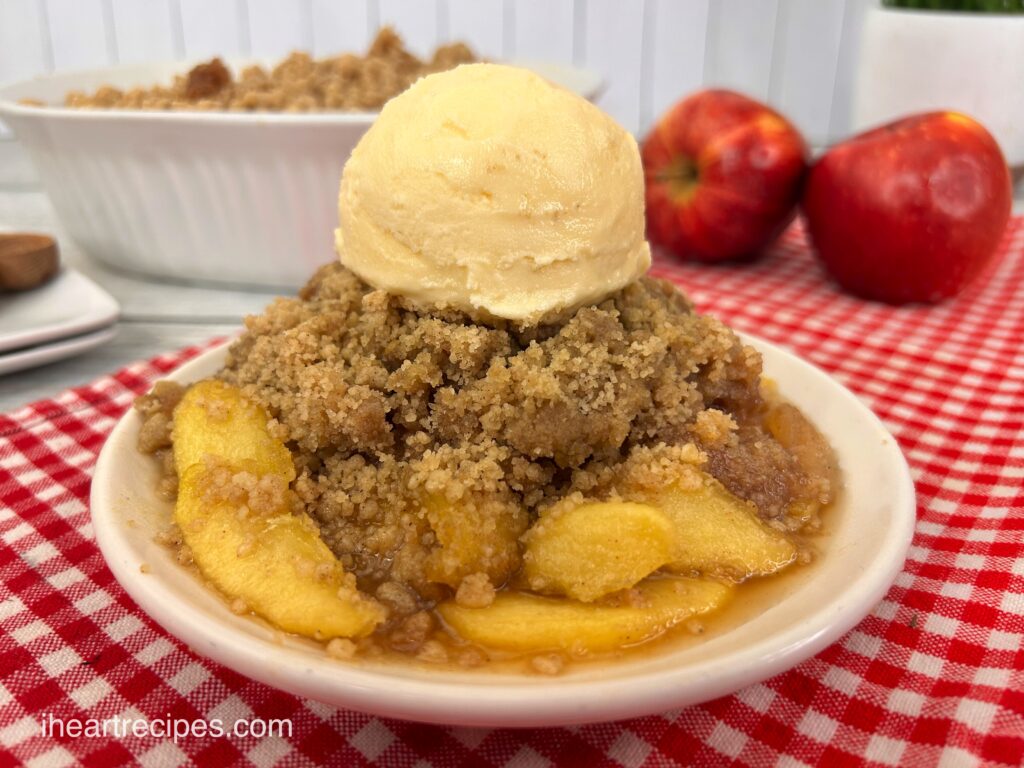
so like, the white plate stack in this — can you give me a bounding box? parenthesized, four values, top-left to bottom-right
(0, 269, 119, 376)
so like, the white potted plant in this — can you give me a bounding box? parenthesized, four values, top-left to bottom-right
(854, 0, 1024, 181)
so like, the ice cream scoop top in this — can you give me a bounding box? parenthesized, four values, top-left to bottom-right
(335, 62, 651, 323)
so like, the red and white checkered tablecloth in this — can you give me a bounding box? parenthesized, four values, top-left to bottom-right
(2, 219, 1022, 767)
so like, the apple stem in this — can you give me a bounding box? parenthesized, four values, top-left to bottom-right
(655, 157, 700, 202)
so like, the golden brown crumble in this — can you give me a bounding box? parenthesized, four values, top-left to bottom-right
(62, 28, 474, 112)
(197, 456, 291, 516)
(229, 598, 249, 615)
(137, 263, 835, 618)
(325, 637, 357, 660)
(454, 573, 497, 608)
(416, 639, 450, 665)
(387, 610, 436, 654)
(530, 653, 566, 675)
(137, 263, 838, 671)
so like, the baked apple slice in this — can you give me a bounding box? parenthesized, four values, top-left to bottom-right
(522, 501, 674, 602)
(651, 477, 797, 581)
(171, 380, 385, 639)
(172, 379, 294, 478)
(423, 491, 526, 588)
(439, 577, 732, 654)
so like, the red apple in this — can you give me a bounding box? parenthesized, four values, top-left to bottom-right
(803, 112, 1012, 304)
(642, 89, 808, 262)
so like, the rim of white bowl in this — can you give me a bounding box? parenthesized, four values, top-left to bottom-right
(90, 333, 916, 727)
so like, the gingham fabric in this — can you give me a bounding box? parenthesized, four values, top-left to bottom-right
(2, 219, 1022, 768)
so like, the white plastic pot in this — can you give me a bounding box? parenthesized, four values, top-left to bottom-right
(854, 6, 1024, 168)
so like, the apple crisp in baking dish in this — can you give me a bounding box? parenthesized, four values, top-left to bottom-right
(60, 28, 474, 112)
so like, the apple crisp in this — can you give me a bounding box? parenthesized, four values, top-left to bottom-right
(135, 262, 838, 666)
(62, 28, 474, 112)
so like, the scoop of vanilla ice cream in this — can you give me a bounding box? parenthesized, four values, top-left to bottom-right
(335, 63, 651, 322)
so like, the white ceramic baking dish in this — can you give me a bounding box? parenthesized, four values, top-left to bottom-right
(0, 60, 602, 289)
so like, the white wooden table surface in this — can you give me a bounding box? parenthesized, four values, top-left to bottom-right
(1, 187, 1022, 415)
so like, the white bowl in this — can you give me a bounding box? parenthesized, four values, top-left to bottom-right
(90, 332, 915, 727)
(0, 60, 603, 289)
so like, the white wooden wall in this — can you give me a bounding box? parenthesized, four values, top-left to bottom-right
(0, 0, 874, 145)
